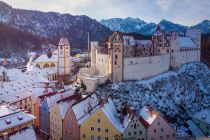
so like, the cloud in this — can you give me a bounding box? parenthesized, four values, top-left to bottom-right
(155, 0, 174, 11)
(1, 0, 210, 26)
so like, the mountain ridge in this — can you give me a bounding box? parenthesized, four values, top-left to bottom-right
(100, 17, 210, 35)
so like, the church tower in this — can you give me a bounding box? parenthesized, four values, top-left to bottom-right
(58, 37, 71, 83)
(108, 32, 123, 82)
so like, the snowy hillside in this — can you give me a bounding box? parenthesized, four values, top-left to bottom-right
(100, 17, 210, 35)
(95, 62, 210, 127)
(0, 1, 111, 49)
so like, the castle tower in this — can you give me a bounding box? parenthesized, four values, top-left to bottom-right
(152, 25, 166, 55)
(58, 37, 71, 83)
(170, 31, 179, 69)
(108, 32, 123, 82)
(90, 42, 98, 68)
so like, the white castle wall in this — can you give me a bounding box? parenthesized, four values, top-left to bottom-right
(96, 53, 109, 76)
(123, 54, 170, 80)
(178, 49, 200, 66)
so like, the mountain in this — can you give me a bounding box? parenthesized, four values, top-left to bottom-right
(0, 23, 41, 57)
(0, 1, 111, 56)
(100, 17, 210, 35)
(191, 20, 210, 33)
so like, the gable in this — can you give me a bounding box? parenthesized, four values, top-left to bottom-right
(81, 108, 121, 134)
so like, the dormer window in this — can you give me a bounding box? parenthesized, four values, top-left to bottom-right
(5, 119, 11, 125)
(60, 46, 63, 49)
(18, 115, 23, 120)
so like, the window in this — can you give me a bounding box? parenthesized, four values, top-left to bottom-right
(128, 132, 131, 136)
(60, 46, 63, 49)
(97, 119, 100, 123)
(167, 135, 169, 138)
(139, 131, 142, 135)
(134, 131, 137, 135)
(206, 126, 209, 130)
(151, 137, 154, 140)
(83, 134, 86, 138)
(154, 129, 156, 133)
(160, 136, 163, 139)
(91, 135, 94, 140)
(142, 138, 144, 140)
(97, 128, 101, 132)
(157, 121, 160, 125)
(105, 137, 108, 140)
(115, 61, 117, 65)
(115, 55, 118, 59)
(97, 136, 101, 140)
(91, 127, 94, 131)
(105, 129, 108, 133)
(161, 128, 164, 132)
(114, 137, 119, 140)
(134, 123, 136, 129)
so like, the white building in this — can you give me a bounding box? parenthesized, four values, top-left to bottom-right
(78, 27, 201, 92)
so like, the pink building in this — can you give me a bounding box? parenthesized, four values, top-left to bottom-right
(139, 106, 176, 140)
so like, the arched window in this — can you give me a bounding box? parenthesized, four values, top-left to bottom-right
(51, 63, 55, 67)
(35, 64, 40, 68)
(43, 63, 49, 68)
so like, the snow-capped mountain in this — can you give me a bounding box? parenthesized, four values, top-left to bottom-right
(0, 1, 111, 49)
(100, 17, 210, 35)
(191, 20, 210, 33)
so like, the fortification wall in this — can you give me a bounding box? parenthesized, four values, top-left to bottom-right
(178, 49, 200, 66)
(123, 54, 170, 80)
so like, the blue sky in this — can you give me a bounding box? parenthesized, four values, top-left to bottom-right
(2, 0, 210, 26)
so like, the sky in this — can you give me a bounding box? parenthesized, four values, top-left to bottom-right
(2, 0, 210, 26)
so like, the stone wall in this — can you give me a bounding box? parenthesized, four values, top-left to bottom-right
(123, 54, 170, 80)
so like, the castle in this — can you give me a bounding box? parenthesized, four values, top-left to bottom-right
(78, 26, 201, 92)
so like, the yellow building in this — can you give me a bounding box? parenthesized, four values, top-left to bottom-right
(80, 98, 132, 140)
(0, 106, 36, 137)
(50, 95, 80, 140)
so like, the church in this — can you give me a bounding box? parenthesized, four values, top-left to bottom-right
(31, 37, 73, 84)
(78, 26, 201, 92)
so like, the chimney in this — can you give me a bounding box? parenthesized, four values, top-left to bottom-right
(148, 105, 153, 117)
(3, 132, 8, 140)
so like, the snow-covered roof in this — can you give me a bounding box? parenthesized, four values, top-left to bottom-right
(72, 94, 99, 125)
(187, 120, 205, 137)
(101, 98, 131, 133)
(9, 126, 37, 140)
(6, 69, 25, 81)
(139, 106, 158, 128)
(123, 35, 135, 46)
(135, 40, 152, 45)
(57, 95, 80, 119)
(58, 37, 70, 46)
(0, 106, 36, 131)
(0, 67, 49, 105)
(193, 109, 210, 125)
(33, 54, 58, 63)
(44, 90, 75, 112)
(178, 37, 197, 48)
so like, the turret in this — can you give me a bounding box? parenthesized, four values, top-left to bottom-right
(170, 31, 179, 69)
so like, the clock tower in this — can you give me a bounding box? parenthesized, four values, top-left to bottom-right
(58, 37, 71, 83)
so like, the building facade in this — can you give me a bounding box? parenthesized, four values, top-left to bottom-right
(78, 27, 201, 92)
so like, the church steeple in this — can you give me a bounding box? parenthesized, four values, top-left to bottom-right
(58, 37, 71, 83)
